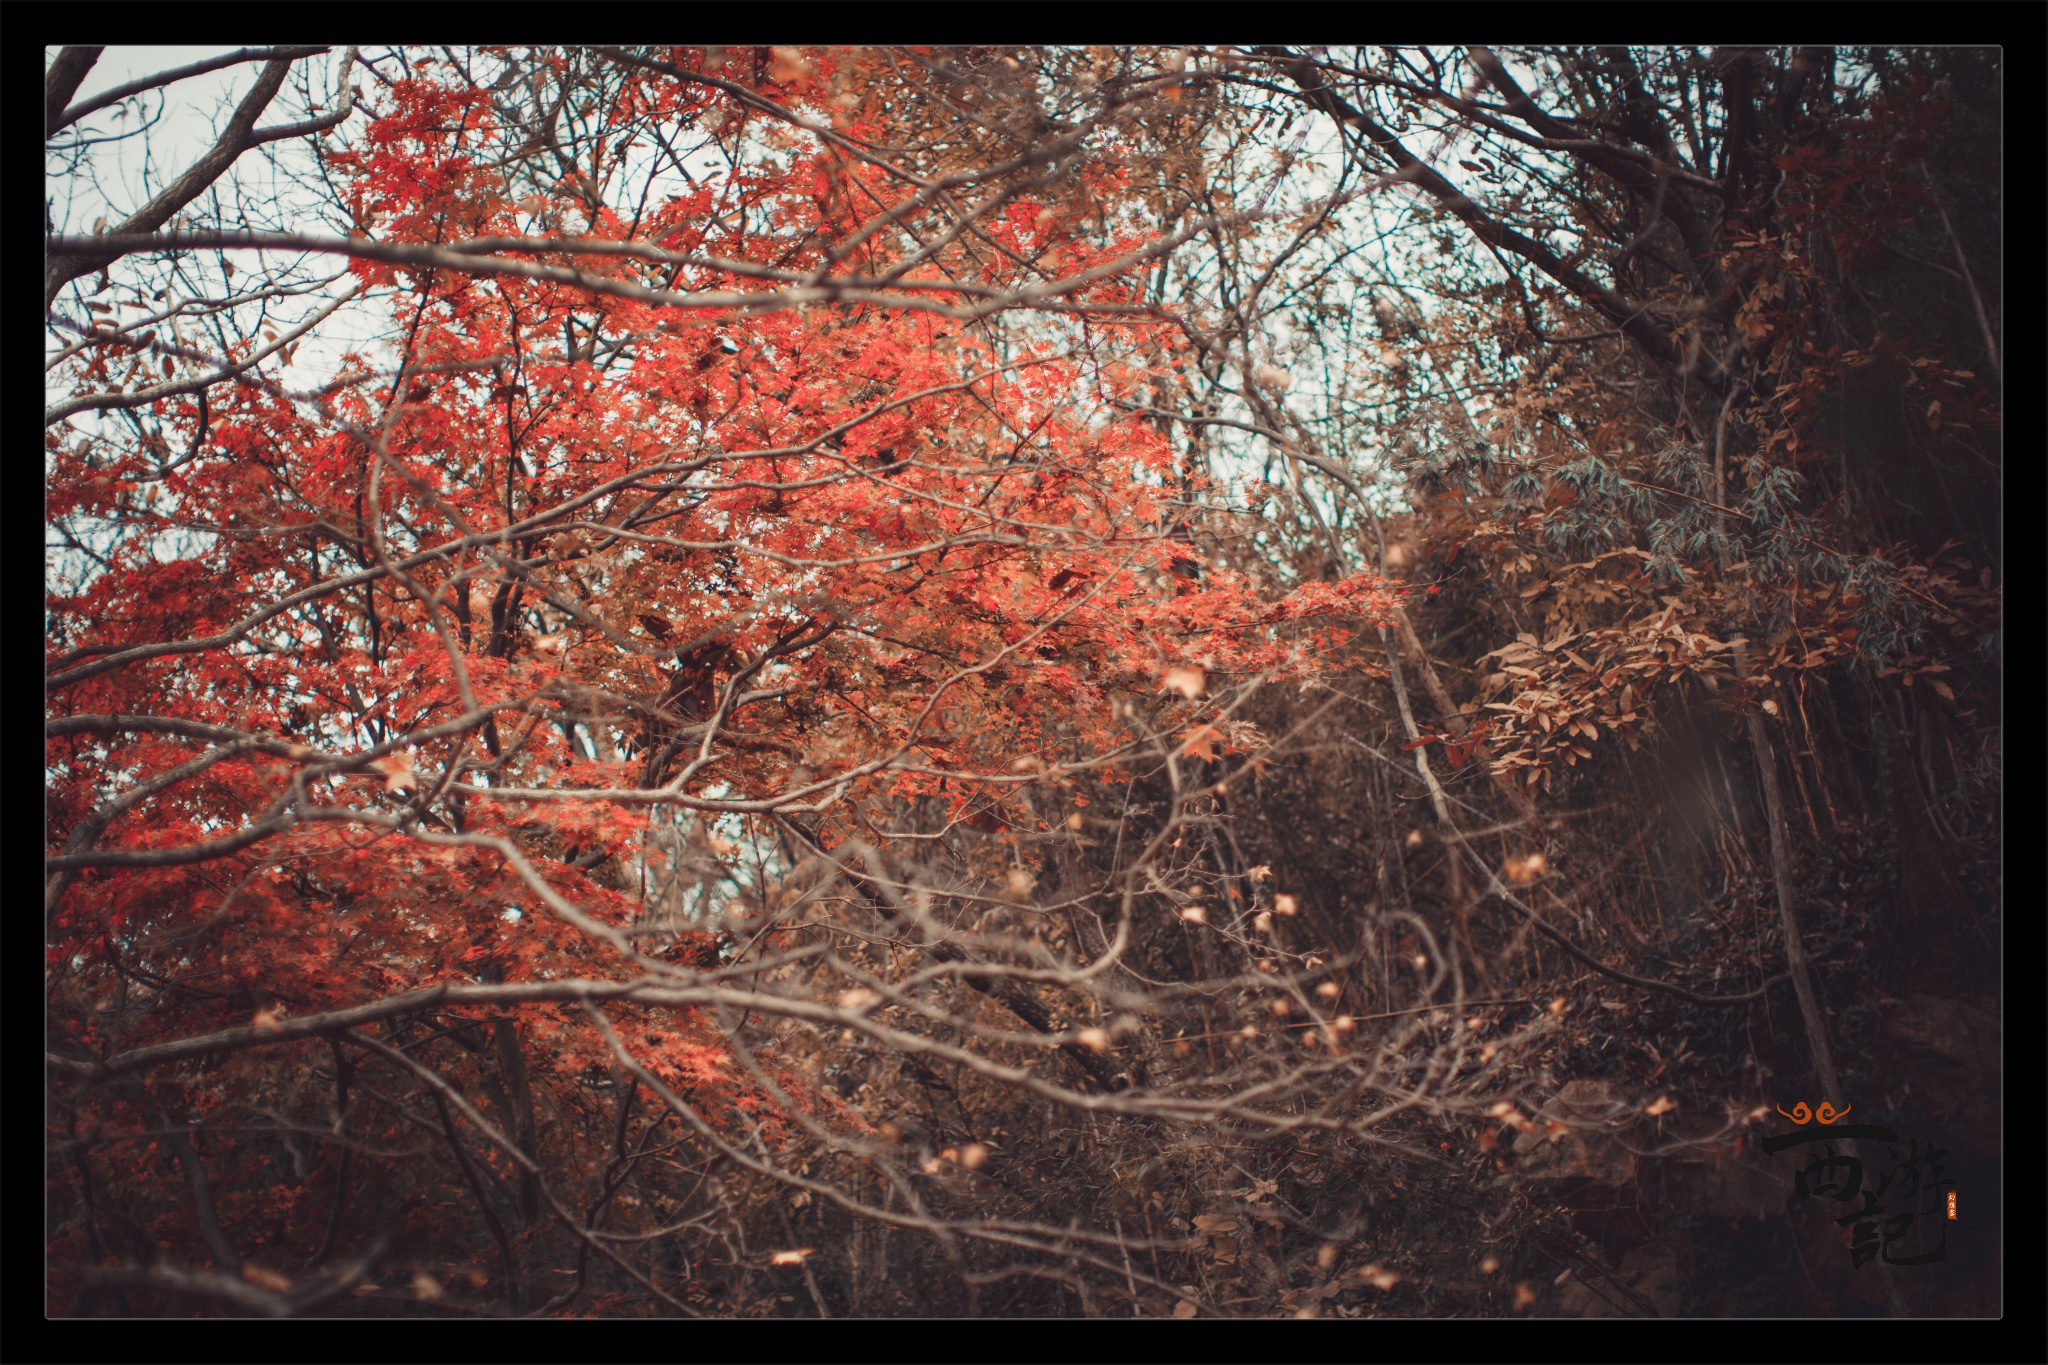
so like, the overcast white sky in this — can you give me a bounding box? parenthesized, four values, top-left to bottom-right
(69, 47, 251, 100)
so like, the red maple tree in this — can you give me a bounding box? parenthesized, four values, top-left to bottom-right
(46, 46, 1396, 1315)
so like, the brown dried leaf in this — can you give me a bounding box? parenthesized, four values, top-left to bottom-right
(241, 1264, 293, 1293)
(370, 752, 416, 794)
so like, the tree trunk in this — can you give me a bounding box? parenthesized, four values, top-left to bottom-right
(492, 1017, 545, 1230)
